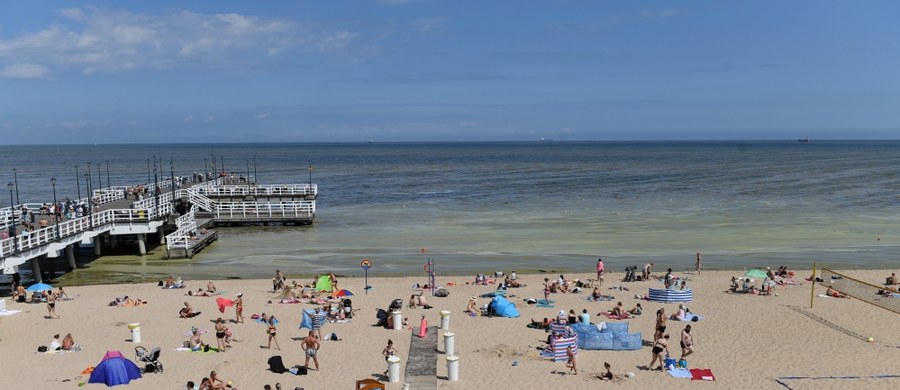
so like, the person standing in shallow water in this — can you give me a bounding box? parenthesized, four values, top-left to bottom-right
(596, 258, 605, 287)
(695, 251, 702, 274)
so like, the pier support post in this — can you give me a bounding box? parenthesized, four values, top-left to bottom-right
(158, 227, 166, 245)
(65, 244, 76, 269)
(31, 257, 43, 284)
(109, 234, 118, 249)
(93, 236, 102, 256)
(137, 234, 147, 255)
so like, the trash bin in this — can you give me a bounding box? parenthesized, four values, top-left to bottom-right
(391, 311, 403, 331)
(128, 323, 141, 343)
(440, 310, 451, 330)
(446, 355, 459, 381)
(387, 356, 401, 383)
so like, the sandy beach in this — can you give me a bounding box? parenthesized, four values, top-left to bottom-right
(1, 268, 898, 390)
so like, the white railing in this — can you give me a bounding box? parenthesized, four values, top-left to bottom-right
(212, 201, 315, 219)
(93, 187, 127, 205)
(184, 188, 215, 212)
(166, 207, 198, 252)
(197, 184, 316, 197)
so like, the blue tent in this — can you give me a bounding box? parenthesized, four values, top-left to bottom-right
(489, 296, 520, 318)
(299, 309, 315, 329)
(89, 350, 142, 386)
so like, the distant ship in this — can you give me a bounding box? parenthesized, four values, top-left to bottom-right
(798, 137, 810, 143)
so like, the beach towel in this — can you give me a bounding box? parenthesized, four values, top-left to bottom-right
(536, 299, 555, 308)
(256, 317, 280, 325)
(215, 297, 234, 313)
(681, 313, 703, 321)
(0, 309, 22, 316)
(668, 368, 692, 378)
(690, 368, 716, 381)
(603, 312, 631, 320)
(586, 296, 615, 302)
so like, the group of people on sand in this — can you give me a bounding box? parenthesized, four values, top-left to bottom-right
(48, 333, 76, 351)
(648, 307, 695, 371)
(183, 370, 229, 390)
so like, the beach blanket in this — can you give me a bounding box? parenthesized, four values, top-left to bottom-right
(255, 317, 280, 325)
(668, 368, 692, 378)
(0, 309, 22, 316)
(603, 312, 631, 320)
(681, 313, 703, 321)
(215, 297, 234, 313)
(690, 368, 716, 381)
(586, 296, 615, 302)
(536, 299, 555, 308)
(776, 279, 800, 286)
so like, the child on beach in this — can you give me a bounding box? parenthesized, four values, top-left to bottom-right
(600, 362, 613, 380)
(565, 346, 577, 375)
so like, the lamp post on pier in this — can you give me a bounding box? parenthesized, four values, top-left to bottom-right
(97, 163, 102, 193)
(106, 160, 110, 189)
(12, 168, 20, 206)
(7, 182, 17, 252)
(253, 155, 257, 185)
(146, 159, 150, 185)
(51, 177, 61, 239)
(220, 156, 225, 185)
(170, 158, 176, 213)
(75, 165, 81, 200)
(210, 151, 216, 183)
(246, 159, 251, 193)
(86, 163, 92, 199)
(153, 163, 159, 218)
(308, 160, 313, 188)
(84, 173, 93, 228)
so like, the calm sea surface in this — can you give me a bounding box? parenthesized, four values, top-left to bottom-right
(1, 141, 898, 284)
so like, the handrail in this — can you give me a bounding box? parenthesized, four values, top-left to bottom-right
(197, 184, 316, 197)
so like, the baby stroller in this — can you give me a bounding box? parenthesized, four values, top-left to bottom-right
(342, 298, 353, 319)
(135, 346, 163, 373)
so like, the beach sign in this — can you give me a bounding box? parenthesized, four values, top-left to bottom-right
(361, 259, 372, 294)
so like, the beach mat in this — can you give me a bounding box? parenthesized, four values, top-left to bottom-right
(681, 313, 703, 321)
(0, 310, 22, 316)
(690, 368, 716, 381)
(603, 312, 631, 320)
(535, 299, 555, 308)
(668, 368, 692, 378)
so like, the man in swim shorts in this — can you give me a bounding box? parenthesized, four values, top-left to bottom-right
(301, 331, 320, 371)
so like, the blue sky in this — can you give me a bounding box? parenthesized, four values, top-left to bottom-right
(1, 1, 898, 144)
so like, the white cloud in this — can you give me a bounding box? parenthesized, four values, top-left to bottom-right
(54, 119, 111, 129)
(411, 17, 449, 33)
(257, 112, 271, 119)
(0, 6, 371, 75)
(183, 115, 195, 123)
(0, 63, 50, 79)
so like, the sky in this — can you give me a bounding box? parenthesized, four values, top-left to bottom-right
(0, 1, 899, 144)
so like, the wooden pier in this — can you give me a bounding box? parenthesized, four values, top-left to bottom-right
(0, 178, 317, 278)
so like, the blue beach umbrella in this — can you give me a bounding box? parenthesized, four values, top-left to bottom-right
(744, 269, 768, 279)
(26, 283, 54, 291)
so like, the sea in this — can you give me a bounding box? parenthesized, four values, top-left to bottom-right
(1, 141, 898, 285)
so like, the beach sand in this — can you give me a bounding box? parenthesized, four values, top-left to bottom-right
(0, 269, 897, 390)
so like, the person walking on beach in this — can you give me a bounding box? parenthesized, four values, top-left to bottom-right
(543, 278, 551, 304)
(680, 324, 694, 361)
(47, 290, 60, 319)
(695, 252, 702, 274)
(654, 308, 667, 342)
(302, 330, 320, 371)
(596, 258, 605, 287)
(266, 315, 280, 350)
(565, 345, 577, 375)
(649, 334, 670, 371)
(235, 293, 244, 323)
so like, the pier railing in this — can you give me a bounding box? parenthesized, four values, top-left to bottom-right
(165, 208, 198, 252)
(0, 203, 173, 259)
(210, 200, 315, 219)
(197, 184, 317, 197)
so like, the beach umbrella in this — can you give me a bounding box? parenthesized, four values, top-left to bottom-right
(26, 283, 54, 292)
(744, 269, 768, 279)
(334, 289, 354, 297)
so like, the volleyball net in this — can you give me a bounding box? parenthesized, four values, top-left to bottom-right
(818, 268, 900, 315)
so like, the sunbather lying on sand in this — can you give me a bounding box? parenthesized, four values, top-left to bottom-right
(826, 286, 847, 298)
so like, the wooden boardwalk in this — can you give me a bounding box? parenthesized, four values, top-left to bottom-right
(405, 325, 438, 390)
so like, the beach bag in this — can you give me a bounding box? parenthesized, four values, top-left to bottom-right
(434, 287, 449, 297)
(267, 355, 288, 374)
(38, 346, 48, 352)
(678, 359, 688, 368)
(664, 356, 677, 370)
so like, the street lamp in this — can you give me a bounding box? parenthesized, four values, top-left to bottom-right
(84, 173, 92, 210)
(106, 160, 110, 189)
(97, 163, 102, 192)
(220, 156, 225, 184)
(12, 168, 20, 206)
(246, 159, 251, 192)
(170, 157, 176, 208)
(75, 165, 81, 200)
(7, 182, 17, 251)
(51, 177, 61, 238)
(253, 155, 257, 185)
(308, 160, 313, 188)
(146, 159, 150, 185)
(153, 163, 159, 216)
(86, 163, 92, 198)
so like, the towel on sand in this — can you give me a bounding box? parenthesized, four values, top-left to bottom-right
(668, 368, 692, 378)
(690, 368, 715, 381)
(681, 313, 703, 321)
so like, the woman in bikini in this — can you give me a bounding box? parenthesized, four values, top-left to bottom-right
(649, 334, 670, 371)
(266, 316, 280, 350)
(47, 291, 60, 319)
(654, 308, 667, 342)
(382, 339, 397, 375)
